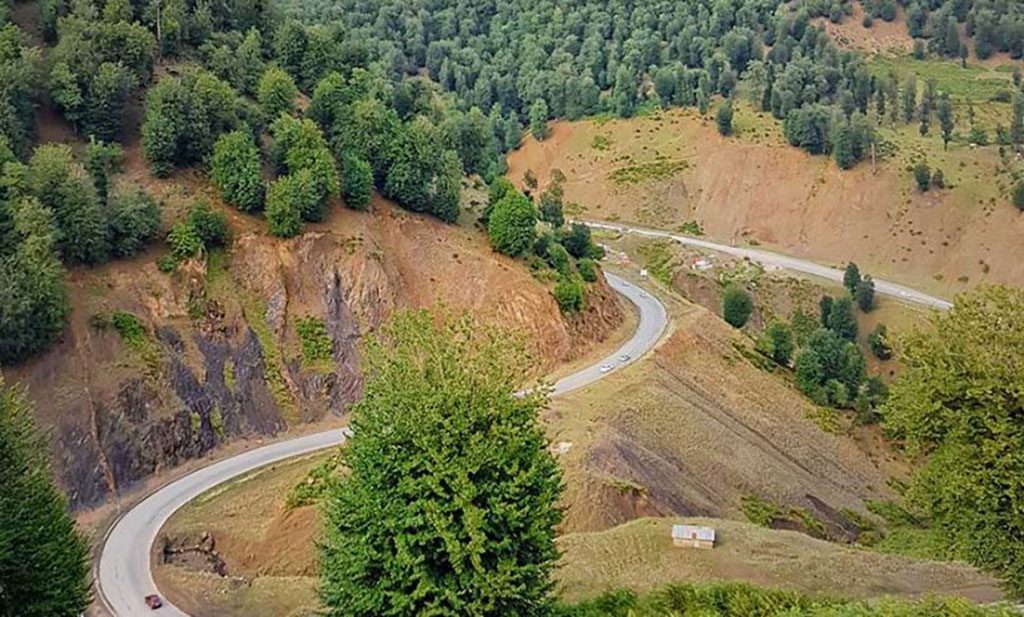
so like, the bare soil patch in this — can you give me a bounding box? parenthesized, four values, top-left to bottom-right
(508, 105, 1024, 298)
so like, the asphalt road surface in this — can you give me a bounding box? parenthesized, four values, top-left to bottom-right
(585, 221, 953, 311)
(95, 271, 667, 616)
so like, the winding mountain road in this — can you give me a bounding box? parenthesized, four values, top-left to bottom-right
(585, 221, 953, 310)
(95, 271, 667, 616)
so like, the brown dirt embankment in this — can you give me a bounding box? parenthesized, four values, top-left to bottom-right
(10, 200, 623, 510)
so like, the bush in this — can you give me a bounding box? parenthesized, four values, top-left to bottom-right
(855, 276, 875, 312)
(1014, 182, 1024, 211)
(931, 168, 945, 190)
(108, 189, 161, 257)
(27, 143, 110, 266)
(868, 323, 892, 360)
(577, 257, 598, 283)
(166, 221, 203, 259)
(716, 99, 733, 136)
(756, 321, 794, 366)
(0, 199, 70, 365)
(826, 295, 859, 340)
(721, 284, 753, 328)
(187, 202, 228, 248)
(295, 316, 333, 364)
(913, 162, 930, 192)
(561, 222, 599, 259)
(553, 275, 585, 313)
(142, 70, 248, 177)
(544, 242, 572, 276)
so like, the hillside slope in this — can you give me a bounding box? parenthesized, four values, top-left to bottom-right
(508, 105, 1024, 298)
(9, 201, 623, 509)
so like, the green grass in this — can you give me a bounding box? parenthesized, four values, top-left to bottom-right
(286, 452, 343, 509)
(608, 159, 688, 186)
(110, 311, 162, 376)
(240, 293, 299, 424)
(864, 499, 952, 562)
(636, 241, 676, 286)
(868, 55, 1015, 102)
(557, 581, 1006, 617)
(295, 316, 333, 368)
(740, 494, 782, 527)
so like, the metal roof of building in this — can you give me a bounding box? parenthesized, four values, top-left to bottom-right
(671, 524, 716, 542)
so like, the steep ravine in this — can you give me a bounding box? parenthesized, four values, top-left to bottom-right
(9, 203, 623, 510)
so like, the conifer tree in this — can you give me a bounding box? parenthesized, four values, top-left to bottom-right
(0, 375, 91, 616)
(319, 309, 563, 616)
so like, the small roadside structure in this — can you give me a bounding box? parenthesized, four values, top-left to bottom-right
(672, 524, 716, 549)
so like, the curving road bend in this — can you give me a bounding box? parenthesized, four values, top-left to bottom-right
(585, 221, 952, 311)
(95, 272, 667, 616)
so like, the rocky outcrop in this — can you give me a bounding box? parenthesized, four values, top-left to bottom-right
(9, 204, 624, 510)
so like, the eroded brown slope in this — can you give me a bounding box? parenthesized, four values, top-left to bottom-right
(9, 201, 622, 509)
(509, 110, 1024, 297)
(547, 301, 893, 534)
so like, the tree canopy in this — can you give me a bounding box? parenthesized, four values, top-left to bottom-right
(0, 375, 91, 615)
(883, 285, 1024, 595)
(319, 309, 563, 616)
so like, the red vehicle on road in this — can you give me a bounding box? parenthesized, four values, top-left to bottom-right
(145, 594, 163, 609)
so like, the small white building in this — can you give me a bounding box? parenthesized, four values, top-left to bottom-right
(672, 524, 716, 549)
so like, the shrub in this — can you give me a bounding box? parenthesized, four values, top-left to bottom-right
(826, 295, 859, 340)
(868, 323, 892, 360)
(187, 202, 228, 248)
(755, 321, 794, 366)
(553, 275, 585, 313)
(855, 276, 875, 312)
(716, 99, 733, 136)
(721, 284, 753, 328)
(577, 258, 598, 283)
(0, 199, 70, 365)
(561, 222, 598, 259)
(931, 169, 945, 190)
(913, 162, 930, 192)
(166, 221, 203, 259)
(266, 172, 313, 238)
(108, 189, 161, 257)
(1014, 182, 1024, 211)
(295, 316, 333, 364)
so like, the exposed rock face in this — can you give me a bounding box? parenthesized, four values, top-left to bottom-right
(9, 204, 623, 510)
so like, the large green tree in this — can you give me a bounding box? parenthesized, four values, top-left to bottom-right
(0, 375, 91, 616)
(0, 198, 69, 365)
(883, 286, 1024, 595)
(141, 69, 248, 176)
(257, 65, 298, 121)
(341, 155, 373, 211)
(270, 115, 339, 221)
(210, 130, 264, 212)
(26, 144, 110, 265)
(319, 309, 563, 616)
(487, 189, 537, 256)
